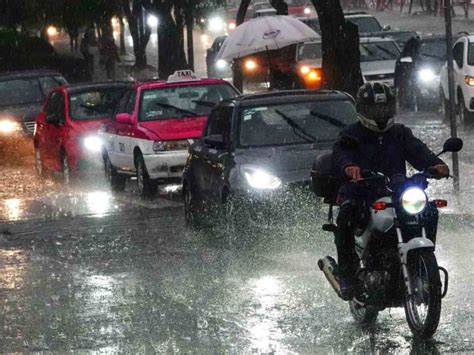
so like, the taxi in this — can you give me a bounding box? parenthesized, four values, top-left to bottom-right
(34, 82, 131, 183)
(99, 70, 240, 197)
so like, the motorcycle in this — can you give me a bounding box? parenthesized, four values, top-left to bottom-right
(311, 137, 463, 338)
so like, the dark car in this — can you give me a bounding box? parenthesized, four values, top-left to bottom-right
(182, 90, 358, 225)
(0, 70, 67, 143)
(206, 35, 232, 79)
(0, 32, 90, 83)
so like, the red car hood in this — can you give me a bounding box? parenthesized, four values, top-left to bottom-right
(140, 116, 207, 141)
(70, 118, 110, 135)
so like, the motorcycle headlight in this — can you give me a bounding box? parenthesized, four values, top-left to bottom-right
(83, 136, 103, 153)
(242, 166, 281, 190)
(417, 68, 437, 84)
(0, 119, 21, 134)
(400, 187, 427, 215)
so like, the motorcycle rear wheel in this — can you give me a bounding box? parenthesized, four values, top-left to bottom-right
(404, 250, 442, 339)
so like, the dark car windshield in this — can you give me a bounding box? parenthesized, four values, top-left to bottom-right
(419, 39, 447, 61)
(347, 17, 383, 33)
(139, 83, 238, 121)
(238, 99, 357, 147)
(69, 88, 127, 120)
(297, 42, 322, 61)
(302, 18, 320, 33)
(360, 41, 400, 62)
(0, 78, 45, 106)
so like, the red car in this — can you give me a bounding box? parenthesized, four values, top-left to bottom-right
(99, 70, 240, 197)
(34, 82, 131, 183)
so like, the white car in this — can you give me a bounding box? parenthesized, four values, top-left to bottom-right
(440, 34, 474, 126)
(359, 37, 401, 88)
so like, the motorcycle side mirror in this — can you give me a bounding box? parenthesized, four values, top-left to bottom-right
(438, 137, 463, 155)
(340, 135, 360, 150)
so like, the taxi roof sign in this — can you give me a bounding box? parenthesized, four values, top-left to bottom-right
(167, 70, 201, 83)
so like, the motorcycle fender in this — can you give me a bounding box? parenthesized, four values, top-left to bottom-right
(369, 197, 396, 234)
(399, 237, 435, 265)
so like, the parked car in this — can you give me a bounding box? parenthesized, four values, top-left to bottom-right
(360, 37, 401, 88)
(440, 34, 474, 125)
(395, 35, 454, 111)
(182, 90, 358, 226)
(99, 70, 240, 197)
(0, 32, 90, 83)
(365, 30, 419, 49)
(299, 12, 390, 36)
(206, 36, 232, 79)
(0, 70, 67, 146)
(34, 82, 131, 183)
(293, 40, 324, 89)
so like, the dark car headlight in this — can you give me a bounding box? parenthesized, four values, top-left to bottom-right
(241, 165, 281, 190)
(0, 118, 22, 134)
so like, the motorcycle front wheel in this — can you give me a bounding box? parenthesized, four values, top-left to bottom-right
(404, 250, 442, 339)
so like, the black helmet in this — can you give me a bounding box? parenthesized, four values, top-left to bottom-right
(356, 82, 396, 132)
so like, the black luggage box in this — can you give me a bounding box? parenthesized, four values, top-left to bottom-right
(311, 152, 339, 203)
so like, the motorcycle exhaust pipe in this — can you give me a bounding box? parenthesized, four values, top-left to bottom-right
(318, 256, 341, 295)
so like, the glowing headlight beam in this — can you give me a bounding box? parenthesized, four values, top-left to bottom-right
(216, 59, 228, 70)
(243, 168, 281, 190)
(401, 187, 427, 215)
(0, 120, 21, 134)
(418, 68, 437, 83)
(208, 17, 225, 32)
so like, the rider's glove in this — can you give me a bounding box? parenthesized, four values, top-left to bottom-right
(344, 165, 362, 181)
(430, 164, 450, 179)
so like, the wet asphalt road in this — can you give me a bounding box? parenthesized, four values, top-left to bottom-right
(1, 112, 474, 354)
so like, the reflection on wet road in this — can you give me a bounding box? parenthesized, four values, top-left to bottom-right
(1, 113, 474, 353)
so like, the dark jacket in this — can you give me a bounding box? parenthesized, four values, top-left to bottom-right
(333, 122, 444, 180)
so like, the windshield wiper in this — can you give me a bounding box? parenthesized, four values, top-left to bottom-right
(309, 111, 347, 128)
(152, 102, 197, 117)
(275, 109, 316, 143)
(192, 100, 217, 108)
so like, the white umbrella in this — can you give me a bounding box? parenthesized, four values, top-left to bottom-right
(217, 15, 320, 61)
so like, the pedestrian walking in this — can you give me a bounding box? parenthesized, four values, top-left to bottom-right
(68, 27, 79, 53)
(99, 33, 120, 80)
(80, 27, 97, 76)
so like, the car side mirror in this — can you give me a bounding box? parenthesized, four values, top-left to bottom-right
(438, 137, 463, 155)
(383, 25, 391, 31)
(204, 134, 227, 149)
(46, 113, 61, 125)
(115, 113, 133, 124)
(400, 56, 413, 63)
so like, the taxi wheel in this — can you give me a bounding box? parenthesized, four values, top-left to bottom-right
(35, 147, 47, 178)
(136, 153, 157, 198)
(104, 154, 126, 192)
(61, 152, 71, 185)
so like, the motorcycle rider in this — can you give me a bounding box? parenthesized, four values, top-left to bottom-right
(332, 82, 450, 300)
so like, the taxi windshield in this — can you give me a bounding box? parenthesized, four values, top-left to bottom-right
(69, 88, 127, 120)
(139, 83, 238, 121)
(238, 99, 357, 147)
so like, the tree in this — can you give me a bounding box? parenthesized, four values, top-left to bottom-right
(309, 0, 362, 97)
(122, 0, 152, 68)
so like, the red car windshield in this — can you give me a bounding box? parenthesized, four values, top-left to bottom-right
(139, 83, 238, 121)
(69, 88, 127, 120)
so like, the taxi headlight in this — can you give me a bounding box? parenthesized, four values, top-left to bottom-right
(300, 65, 310, 75)
(83, 136, 103, 153)
(0, 119, 21, 134)
(401, 187, 427, 215)
(242, 166, 281, 190)
(418, 68, 437, 84)
(153, 140, 190, 152)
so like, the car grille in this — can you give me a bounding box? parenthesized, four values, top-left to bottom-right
(24, 121, 35, 134)
(364, 73, 395, 81)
